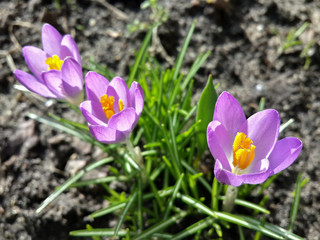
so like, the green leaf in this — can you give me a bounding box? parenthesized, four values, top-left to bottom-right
(86, 225, 101, 240)
(288, 172, 302, 232)
(128, 25, 153, 86)
(196, 75, 218, 156)
(171, 217, 216, 240)
(36, 157, 113, 213)
(132, 211, 187, 240)
(70, 228, 128, 237)
(114, 192, 137, 237)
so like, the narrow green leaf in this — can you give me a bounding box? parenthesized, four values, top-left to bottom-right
(27, 112, 107, 149)
(114, 192, 137, 237)
(177, 193, 218, 218)
(70, 228, 128, 237)
(181, 51, 211, 90)
(128, 25, 153, 86)
(258, 97, 265, 112)
(181, 160, 212, 194)
(218, 196, 270, 214)
(211, 177, 219, 211)
(90, 202, 127, 219)
(163, 173, 184, 220)
(238, 225, 245, 240)
(279, 118, 294, 133)
(36, 157, 113, 213)
(171, 217, 216, 240)
(196, 75, 218, 156)
(132, 212, 187, 240)
(177, 194, 303, 240)
(292, 22, 309, 40)
(69, 176, 128, 188)
(173, 20, 197, 80)
(240, 215, 303, 240)
(86, 225, 101, 240)
(288, 172, 302, 232)
(48, 113, 89, 131)
(168, 20, 197, 108)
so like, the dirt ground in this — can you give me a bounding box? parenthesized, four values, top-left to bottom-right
(0, 0, 320, 239)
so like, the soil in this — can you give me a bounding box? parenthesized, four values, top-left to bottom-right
(0, 0, 320, 239)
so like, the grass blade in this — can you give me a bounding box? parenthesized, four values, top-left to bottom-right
(172, 20, 197, 80)
(36, 157, 113, 213)
(171, 216, 216, 240)
(132, 211, 187, 240)
(114, 192, 137, 237)
(163, 173, 184, 220)
(70, 228, 128, 237)
(218, 196, 270, 214)
(181, 51, 211, 90)
(128, 26, 153, 86)
(288, 172, 302, 232)
(90, 202, 127, 219)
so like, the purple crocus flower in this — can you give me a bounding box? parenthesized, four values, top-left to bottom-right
(14, 23, 83, 104)
(80, 71, 144, 144)
(207, 91, 302, 186)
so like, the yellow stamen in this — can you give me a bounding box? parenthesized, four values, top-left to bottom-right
(232, 132, 255, 173)
(100, 95, 124, 120)
(45, 55, 64, 70)
(119, 99, 124, 112)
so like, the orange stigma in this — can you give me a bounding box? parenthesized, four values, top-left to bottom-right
(45, 55, 64, 70)
(232, 132, 255, 173)
(100, 95, 124, 119)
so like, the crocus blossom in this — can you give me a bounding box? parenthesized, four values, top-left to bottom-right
(14, 23, 83, 104)
(80, 71, 144, 143)
(207, 91, 302, 186)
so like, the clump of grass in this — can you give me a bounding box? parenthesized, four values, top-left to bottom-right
(276, 22, 314, 69)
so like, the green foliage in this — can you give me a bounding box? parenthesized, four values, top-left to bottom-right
(127, 0, 168, 33)
(277, 22, 314, 69)
(196, 75, 218, 157)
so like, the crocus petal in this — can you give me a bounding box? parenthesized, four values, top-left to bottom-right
(60, 35, 81, 64)
(213, 91, 247, 141)
(85, 71, 109, 102)
(42, 70, 65, 98)
(41, 24, 62, 57)
(269, 137, 302, 175)
(22, 46, 48, 80)
(61, 57, 83, 98)
(215, 159, 271, 186)
(14, 69, 56, 98)
(129, 81, 144, 116)
(89, 125, 125, 144)
(239, 159, 271, 184)
(80, 100, 108, 126)
(108, 108, 137, 135)
(214, 160, 243, 186)
(109, 77, 130, 108)
(207, 121, 233, 171)
(244, 109, 280, 171)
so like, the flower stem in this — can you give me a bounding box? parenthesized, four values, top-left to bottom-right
(125, 135, 143, 168)
(222, 185, 238, 212)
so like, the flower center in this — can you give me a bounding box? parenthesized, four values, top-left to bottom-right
(45, 55, 64, 70)
(232, 132, 255, 174)
(100, 94, 124, 120)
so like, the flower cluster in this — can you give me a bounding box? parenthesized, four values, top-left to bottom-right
(14, 24, 302, 187)
(14, 24, 144, 143)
